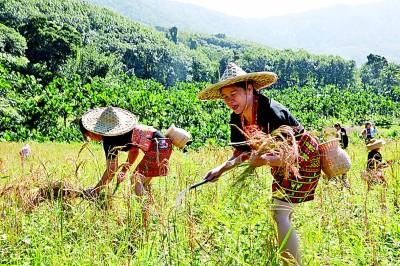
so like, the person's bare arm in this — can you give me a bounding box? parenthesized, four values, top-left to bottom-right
(117, 148, 140, 184)
(92, 157, 119, 193)
(203, 152, 250, 182)
(248, 152, 287, 168)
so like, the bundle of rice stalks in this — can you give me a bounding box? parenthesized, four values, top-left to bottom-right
(0, 180, 84, 211)
(362, 160, 393, 189)
(362, 170, 386, 190)
(231, 125, 299, 189)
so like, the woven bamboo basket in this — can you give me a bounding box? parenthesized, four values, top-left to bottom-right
(319, 138, 351, 178)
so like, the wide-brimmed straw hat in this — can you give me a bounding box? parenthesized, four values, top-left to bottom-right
(366, 139, 385, 151)
(165, 125, 191, 149)
(82, 106, 138, 136)
(197, 62, 278, 100)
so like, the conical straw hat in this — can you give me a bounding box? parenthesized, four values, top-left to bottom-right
(366, 139, 385, 151)
(82, 106, 137, 136)
(197, 62, 278, 100)
(165, 125, 191, 149)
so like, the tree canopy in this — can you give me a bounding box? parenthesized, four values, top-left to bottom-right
(0, 0, 399, 145)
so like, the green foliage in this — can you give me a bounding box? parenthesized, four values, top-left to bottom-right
(266, 85, 400, 129)
(0, 53, 28, 72)
(0, 23, 28, 72)
(0, 0, 365, 89)
(20, 16, 82, 72)
(238, 48, 357, 89)
(1, 62, 399, 147)
(360, 54, 400, 100)
(60, 45, 124, 83)
(0, 0, 399, 146)
(0, 67, 229, 146)
(0, 23, 27, 56)
(0, 65, 44, 140)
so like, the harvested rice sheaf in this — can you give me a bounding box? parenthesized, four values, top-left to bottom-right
(231, 125, 300, 188)
(362, 160, 393, 189)
(0, 180, 84, 210)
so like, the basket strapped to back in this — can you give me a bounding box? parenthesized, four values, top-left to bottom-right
(319, 139, 351, 178)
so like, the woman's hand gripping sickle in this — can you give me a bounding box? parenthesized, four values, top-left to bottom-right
(203, 152, 251, 182)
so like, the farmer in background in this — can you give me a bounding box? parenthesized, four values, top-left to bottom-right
(19, 143, 32, 169)
(79, 107, 191, 225)
(19, 144, 31, 160)
(365, 139, 391, 185)
(361, 121, 377, 143)
(334, 123, 350, 188)
(197, 63, 321, 265)
(334, 123, 348, 150)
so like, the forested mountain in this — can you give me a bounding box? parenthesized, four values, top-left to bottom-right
(0, 0, 399, 144)
(89, 0, 400, 64)
(0, 0, 361, 88)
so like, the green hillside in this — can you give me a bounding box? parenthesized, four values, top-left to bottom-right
(0, 0, 399, 145)
(0, 0, 362, 87)
(89, 0, 400, 64)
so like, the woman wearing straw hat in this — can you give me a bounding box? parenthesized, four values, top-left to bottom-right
(366, 139, 385, 169)
(364, 139, 392, 186)
(197, 63, 321, 265)
(79, 107, 191, 223)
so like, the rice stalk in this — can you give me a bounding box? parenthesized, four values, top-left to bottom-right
(0, 180, 84, 211)
(231, 125, 300, 190)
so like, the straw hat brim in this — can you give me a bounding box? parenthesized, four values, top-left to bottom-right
(366, 139, 385, 151)
(197, 71, 278, 100)
(82, 107, 138, 136)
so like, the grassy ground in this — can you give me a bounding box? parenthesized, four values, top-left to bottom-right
(0, 138, 399, 265)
